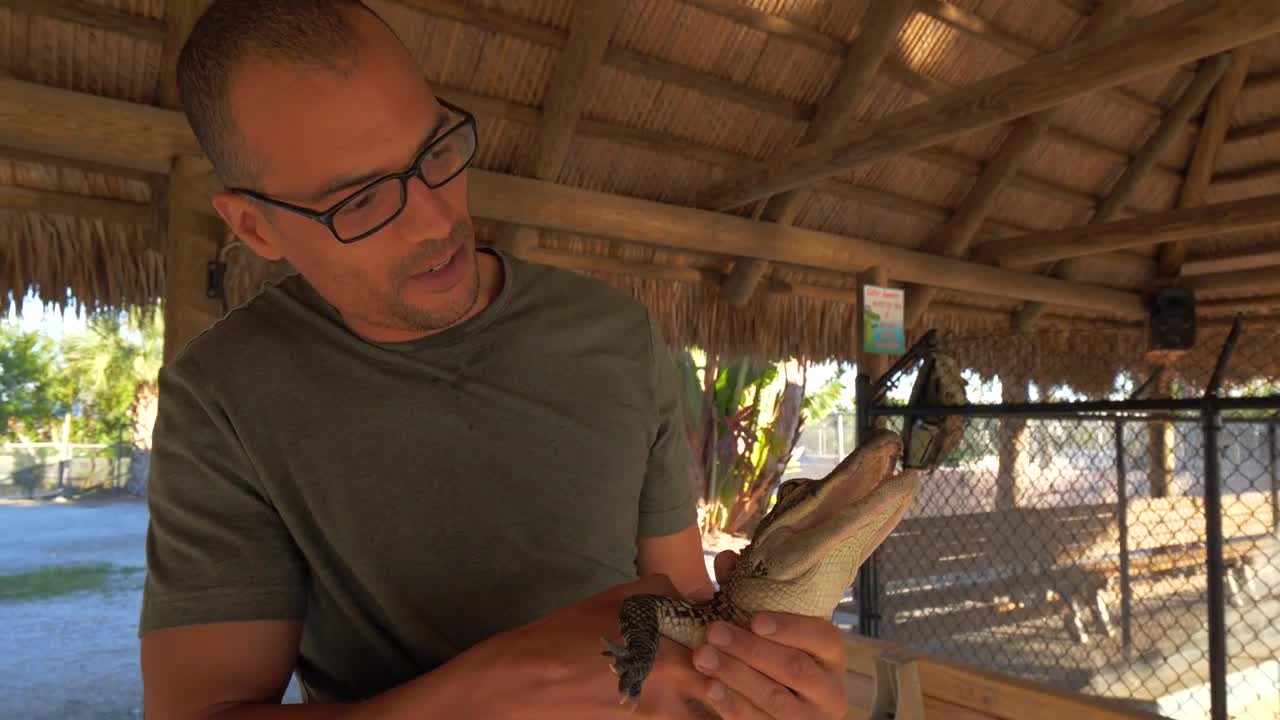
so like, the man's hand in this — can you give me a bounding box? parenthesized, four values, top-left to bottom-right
(437, 573, 715, 720)
(689, 550, 850, 720)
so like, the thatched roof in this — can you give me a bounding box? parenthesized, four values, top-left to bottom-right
(3, 0, 1280, 393)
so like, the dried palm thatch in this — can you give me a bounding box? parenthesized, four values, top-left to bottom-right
(3, 0, 1280, 397)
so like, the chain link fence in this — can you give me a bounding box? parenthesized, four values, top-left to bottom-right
(843, 319, 1280, 720)
(0, 442, 135, 499)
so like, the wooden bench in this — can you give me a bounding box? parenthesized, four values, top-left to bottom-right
(871, 491, 1274, 644)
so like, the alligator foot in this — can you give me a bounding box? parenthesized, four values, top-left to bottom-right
(601, 593, 666, 702)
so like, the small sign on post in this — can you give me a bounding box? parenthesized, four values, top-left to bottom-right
(862, 284, 905, 355)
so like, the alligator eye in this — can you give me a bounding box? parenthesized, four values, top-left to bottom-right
(752, 561, 769, 577)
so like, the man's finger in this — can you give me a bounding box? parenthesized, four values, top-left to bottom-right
(699, 619, 846, 711)
(745, 612, 848, 670)
(693, 641, 808, 719)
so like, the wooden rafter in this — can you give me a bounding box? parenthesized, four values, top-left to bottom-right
(979, 191, 1280, 269)
(718, 0, 918, 307)
(0, 186, 151, 225)
(1011, 49, 1233, 330)
(697, 0, 1280, 211)
(492, 0, 628, 255)
(0, 0, 166, 43)
(1183, 266, 1280, 296)
(1181, 247, 1280, 276)
(0, 145, 162, 185)
(1156, 47, 1253, 277)
(902, 0, 1131, 329)
(1225, 115, 1280, 144)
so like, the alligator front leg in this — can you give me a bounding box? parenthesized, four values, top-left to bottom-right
(602, 593, 715, 703)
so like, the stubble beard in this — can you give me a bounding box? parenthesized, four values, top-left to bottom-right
(384, 220, 481, 331)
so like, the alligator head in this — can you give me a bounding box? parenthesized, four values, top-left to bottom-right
(721, 428, 918, 618)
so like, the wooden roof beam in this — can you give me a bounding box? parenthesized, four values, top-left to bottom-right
(0, 145, 163, 185)
(719, 0, 919, 307)
(1182, 266, 1280, 296)
(697, 0, 1280, 211)
(903, 0, 1132, 329)
(466, 170, 1148, 318)
(0, 76, 202, 175)
(1012, 49, 1233, 330)
(492, 0, 628, 255)
(0, 185, 152, 225)
(1156, 47, 1253, 277)
(1226, 115, 1280, 144)
(979, 190, 1280, 269)
(0, 0, 166, 43)
(1180, 247, 1280, 276)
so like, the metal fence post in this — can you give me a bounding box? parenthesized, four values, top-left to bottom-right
(1269, 421, 1278, 537)
(1114, 419, 1132, 654)
(855, 371, 881, 637)
(1203, 405, 1227, 720)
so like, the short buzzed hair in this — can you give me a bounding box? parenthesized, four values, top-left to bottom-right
(176, 0, 389, 187)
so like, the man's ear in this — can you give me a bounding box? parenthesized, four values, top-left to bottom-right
(210, 191, 286, 262)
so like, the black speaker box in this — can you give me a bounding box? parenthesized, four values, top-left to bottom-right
(1149, 288, 1196, 350)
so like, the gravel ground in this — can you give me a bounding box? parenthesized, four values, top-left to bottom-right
(0, 494, 151, 720)
(0, 493, 302, 719)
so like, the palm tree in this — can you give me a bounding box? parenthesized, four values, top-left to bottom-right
(59, 308, 163, 494)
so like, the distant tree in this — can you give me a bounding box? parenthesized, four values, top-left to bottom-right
(58, 309, 163, 493)
(0, 325, 64, 442)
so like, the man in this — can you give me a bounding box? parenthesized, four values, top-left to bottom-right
(139, 1, 851, 718)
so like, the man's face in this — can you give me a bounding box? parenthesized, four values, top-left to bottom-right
(211, 10, 482, 342)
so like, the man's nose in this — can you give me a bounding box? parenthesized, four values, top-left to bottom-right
(399, 175, 459, 238)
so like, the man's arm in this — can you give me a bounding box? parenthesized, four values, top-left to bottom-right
(141, 621, 477, 719)
(636, 523, 715, 600)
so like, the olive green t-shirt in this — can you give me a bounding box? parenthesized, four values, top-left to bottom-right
(138, 248, 697, 703)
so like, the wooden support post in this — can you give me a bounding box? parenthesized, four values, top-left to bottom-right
(163, 156, 225, 364)
(719, 0, 918, 307)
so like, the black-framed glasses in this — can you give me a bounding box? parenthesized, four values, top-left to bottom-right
(229, 97, 478, 244)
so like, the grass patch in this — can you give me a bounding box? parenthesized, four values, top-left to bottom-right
(0, 563, 137, 603)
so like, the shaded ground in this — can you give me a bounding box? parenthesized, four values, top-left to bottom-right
(0, 491, 302, 719)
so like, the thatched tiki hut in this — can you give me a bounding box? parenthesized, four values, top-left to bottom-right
(3, 0, 1280, 718)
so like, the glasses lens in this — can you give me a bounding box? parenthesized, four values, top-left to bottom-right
(332, 180, 406, 240)
(420, 121, 475, 185)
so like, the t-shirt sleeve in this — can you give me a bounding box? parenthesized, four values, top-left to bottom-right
(637, 313, 698, 538)
(138, 354, 307, 636)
